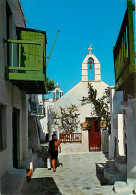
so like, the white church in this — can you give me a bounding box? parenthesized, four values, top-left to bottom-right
(52, 46, 110, 152)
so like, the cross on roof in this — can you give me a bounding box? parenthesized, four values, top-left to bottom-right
(88, 45, 93, 54)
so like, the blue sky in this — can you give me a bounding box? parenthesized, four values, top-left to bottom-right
(21, 0, 127, 95)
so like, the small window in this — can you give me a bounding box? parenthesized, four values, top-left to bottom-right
(0, 104, 7, 151)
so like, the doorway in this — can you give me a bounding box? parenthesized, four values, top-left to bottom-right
(86, 117, 101, 152)
(12, 108, 20, 168)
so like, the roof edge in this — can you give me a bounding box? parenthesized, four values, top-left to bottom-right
(17, 0, 26, 26)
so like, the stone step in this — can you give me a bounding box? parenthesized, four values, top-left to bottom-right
(19, 158, 32, 169)
(104, 160, 126, 185)
(115, 155, 127, 173)
(1, 168, 27, 194)
(113, 181, 134, 195)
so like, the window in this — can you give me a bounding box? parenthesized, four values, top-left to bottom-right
(0, 104, 7, 151)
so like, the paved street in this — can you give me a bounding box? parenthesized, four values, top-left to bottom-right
(22, 152, 115, 195)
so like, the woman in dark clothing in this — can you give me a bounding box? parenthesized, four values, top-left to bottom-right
(48, 133, 61, 172)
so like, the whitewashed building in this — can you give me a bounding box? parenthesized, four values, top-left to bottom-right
(0, 0, 47, 193)
(54, 46, 109, 152)
(0, 0, 28, 180)
(107, 0, 136, 193)
(27, 94, 45, 148)
(38, 84, 64, 141)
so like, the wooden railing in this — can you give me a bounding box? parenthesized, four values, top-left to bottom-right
(113, 0, 135, 90)
(113, 10, 129, 82)
(60, 133, 82, 143)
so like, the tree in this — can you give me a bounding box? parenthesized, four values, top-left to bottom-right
(54, 104, 80, 133)
(46, 77, 55, 93)
(81, 83, 111, 131)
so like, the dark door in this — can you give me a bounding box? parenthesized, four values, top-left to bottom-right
(12, 108, 20, 168)
(86, 118, 101, 152)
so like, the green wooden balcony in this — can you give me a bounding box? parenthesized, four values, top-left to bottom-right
(5, 27, 47, 94)
(113, 0, 136, 97)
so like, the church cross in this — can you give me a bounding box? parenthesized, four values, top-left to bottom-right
(88, 45, 93, 54)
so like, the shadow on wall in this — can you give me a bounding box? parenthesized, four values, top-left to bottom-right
(21, 177, 62, 194)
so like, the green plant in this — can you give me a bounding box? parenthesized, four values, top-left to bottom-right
(46, 77, 55, 93)
(81, 83, 111, 132)
(54, 104, 80, 133)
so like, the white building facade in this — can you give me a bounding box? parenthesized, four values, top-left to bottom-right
(107, 0, 136, 192)
(0, 0, 28, 179)
(53, 47, 109, 152)
(38, 84, 64, 141)
(0, 1, 48, 193)
(108, 88, 136, 191)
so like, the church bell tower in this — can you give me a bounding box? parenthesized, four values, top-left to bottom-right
(81, 46, 101, 82)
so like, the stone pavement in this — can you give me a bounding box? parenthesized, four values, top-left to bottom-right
(22, 152, 115, 195)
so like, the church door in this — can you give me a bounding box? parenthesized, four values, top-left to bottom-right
(86, 118, 101, 152)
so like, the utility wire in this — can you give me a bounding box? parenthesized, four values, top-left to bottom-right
(46, 30, 60, 66)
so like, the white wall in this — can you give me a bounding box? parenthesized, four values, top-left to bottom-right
(0, 0, 28, 177)
(37, 94, 43, 105)
(126, 99, 136, 186)
(39, 99, 55, 140)
(109, 90, 136, 189)
(61, 131, 89, 153)
(109, 89, 124, 160)
(54, 81, 109, 132)
(0, 84, 28, 176)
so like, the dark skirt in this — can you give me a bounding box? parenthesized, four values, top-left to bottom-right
(50, 151, 58, 160)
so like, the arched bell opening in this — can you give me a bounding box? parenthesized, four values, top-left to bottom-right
(88, 57, 94, 81)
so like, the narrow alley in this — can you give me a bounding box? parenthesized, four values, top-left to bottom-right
(1, 0, 136, 194)
(22, 152, 114, 195)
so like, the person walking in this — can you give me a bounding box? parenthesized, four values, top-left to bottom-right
(48, 133, 61, 172)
